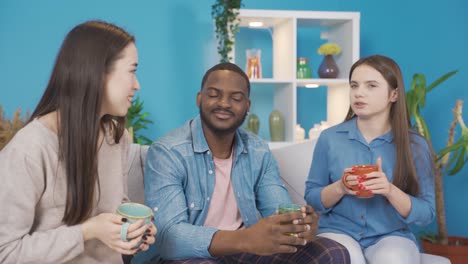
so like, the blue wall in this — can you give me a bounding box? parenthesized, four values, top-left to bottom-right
(1, 0, 467, 237)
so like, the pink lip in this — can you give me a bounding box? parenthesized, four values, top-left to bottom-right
(353, 102, 366, 107)
(213, 110, 233, 119)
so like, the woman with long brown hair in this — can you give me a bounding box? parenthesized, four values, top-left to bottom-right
(0, 20, 156, 263)
(305, 55, 435, 263)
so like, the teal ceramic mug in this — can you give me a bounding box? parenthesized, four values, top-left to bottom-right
(117, 202, 153, 242)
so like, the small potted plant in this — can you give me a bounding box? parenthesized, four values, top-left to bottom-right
(406, 70, 468, 263)
(317, 43, 341, 78)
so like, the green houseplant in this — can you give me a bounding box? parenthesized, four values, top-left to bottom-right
(406, 70, 468, 263)
(126, 96, 153, 145)
(211, 0, 243, 62)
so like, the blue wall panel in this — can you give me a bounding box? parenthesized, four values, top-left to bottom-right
(1, 0, 467, 238)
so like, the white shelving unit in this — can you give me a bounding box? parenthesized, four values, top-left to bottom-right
(231, 9, 360, 144)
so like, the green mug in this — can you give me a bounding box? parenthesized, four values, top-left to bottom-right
(117, 202, 153, 242)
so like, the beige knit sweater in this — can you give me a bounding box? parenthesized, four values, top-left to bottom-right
(0, 119, 129, 263)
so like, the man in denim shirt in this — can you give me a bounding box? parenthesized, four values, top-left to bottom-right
(142, 63, 350, 263)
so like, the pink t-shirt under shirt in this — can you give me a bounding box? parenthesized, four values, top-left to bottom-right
(203, 153, 243, 230)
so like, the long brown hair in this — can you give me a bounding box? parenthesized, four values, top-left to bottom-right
(344, 55, 421, 195)
(29, 21, 134, 225)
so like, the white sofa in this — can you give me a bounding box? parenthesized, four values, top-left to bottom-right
(127, 143, 450, 264)
(269, 140, 450, 264)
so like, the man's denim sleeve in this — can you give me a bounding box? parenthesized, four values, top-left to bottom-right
(255, 150, 292, 218)
(144, 143, 218, 260)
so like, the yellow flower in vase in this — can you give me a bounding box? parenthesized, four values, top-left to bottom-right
(317, 43, 341, 55)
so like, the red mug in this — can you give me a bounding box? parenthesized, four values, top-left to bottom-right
(341, 165, 378, 198)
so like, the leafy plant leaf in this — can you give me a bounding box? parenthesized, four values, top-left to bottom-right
(412, 73, 427, 107)
(126, 96, 153, 145)
(448, 147, 466, 175)
(426, 70, 458, 93)
(419, 232, 439, 243)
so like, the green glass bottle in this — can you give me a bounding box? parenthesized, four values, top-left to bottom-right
(297, 57, 312, 79)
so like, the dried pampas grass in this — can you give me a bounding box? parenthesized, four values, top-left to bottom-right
(0, 106, 29, 151)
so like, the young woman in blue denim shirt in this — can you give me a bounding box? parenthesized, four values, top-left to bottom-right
(305, 55, 435, 264)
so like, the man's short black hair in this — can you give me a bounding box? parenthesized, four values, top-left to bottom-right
(200, 62, 250, 96)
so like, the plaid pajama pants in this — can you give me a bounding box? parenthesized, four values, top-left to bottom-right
(161, 237, 350, 264)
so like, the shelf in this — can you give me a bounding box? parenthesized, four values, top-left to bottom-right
(249, 78, 349, 88)
(250, 78, 293, 85)
(238, 16, 290, 28)
(296, 78, 348, 88)
(230, 9, 359, 143)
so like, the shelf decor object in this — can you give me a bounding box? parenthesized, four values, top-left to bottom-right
(295, 124, 305, 141)
(246, 113, 260, 135)
(246, 49, 262, 79)
(269, 109, 285, 141)
(318, 55, 339, 79)
(317, 43, 341, 78)
(297, 57, 312, 79)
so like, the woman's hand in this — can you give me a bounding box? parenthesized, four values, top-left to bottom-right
(340, 167, 360, 196)
(81, 213, 156, 255)
(360, 157, 393, 197)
